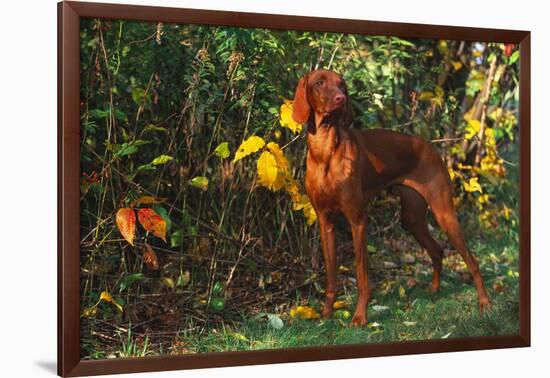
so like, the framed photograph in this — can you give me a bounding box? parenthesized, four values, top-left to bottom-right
(58, 1, 530, 376)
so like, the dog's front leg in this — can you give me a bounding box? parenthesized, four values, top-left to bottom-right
(350, 216, 369, 327)
(318, 214, 337, 319)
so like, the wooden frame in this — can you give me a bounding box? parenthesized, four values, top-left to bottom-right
(58, 1, 531, 376)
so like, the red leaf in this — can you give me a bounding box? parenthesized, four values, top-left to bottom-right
(504, 43, 515, 58)
(116, 208, 136, 246)
(137, 208, 167, 242)
(143, 243, 159, 270)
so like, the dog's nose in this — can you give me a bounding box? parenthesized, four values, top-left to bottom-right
(334, 94, 346, 104)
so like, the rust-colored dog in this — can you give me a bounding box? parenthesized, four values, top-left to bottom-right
(291, 69, 490, 327)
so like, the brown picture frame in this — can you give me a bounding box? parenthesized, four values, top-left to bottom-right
(58, 1, 531, 376)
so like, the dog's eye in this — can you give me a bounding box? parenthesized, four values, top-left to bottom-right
(314, 80, 324, 87)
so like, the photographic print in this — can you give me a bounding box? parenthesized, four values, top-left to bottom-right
(74, 10, 524, 364)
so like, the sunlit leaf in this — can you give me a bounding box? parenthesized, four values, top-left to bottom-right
(233, 136, 265, 162)
(151, 154, 173, 165)
(257, 151, 279, 190)
(279, 99, 303, 133)
(100, 291, 123, 312)
(333, 300, 346, 310)
(190, 176, 209, 191)
(137, 208, 167, 242)
(289, 305, 320, 320)
(214, 142, 230, 159)
(464, 119, 481, 140)
(116, 208, 136, 246)
(463, 177, 483, 193)
(266, 142, 290, 174)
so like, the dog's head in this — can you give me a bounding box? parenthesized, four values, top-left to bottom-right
(291, 69, 353, 128)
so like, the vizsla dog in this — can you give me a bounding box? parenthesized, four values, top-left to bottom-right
(291, 69, 490, 327)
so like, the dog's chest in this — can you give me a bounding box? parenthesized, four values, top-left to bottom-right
(305, 139, 359, 211)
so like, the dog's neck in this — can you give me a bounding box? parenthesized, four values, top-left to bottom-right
(306, 112, 347, 165)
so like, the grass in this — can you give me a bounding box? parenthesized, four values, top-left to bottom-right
(175, 276, 519, 354)
(170, 217, 520, 354)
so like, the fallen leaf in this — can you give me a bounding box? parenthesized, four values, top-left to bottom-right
(289, 305, 320, 320)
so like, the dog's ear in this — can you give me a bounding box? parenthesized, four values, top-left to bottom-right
(292, 76, 310, 125)
(344, 97, 354, 127)
(340, 80, 353, 127)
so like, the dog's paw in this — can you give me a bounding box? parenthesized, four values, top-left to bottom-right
(350, 315, 368, 328)
(479, 297, 492, 312)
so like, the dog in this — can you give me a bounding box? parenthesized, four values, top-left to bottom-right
(291, 69, 490, 327)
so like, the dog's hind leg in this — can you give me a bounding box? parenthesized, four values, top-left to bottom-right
(395, 185, 444, 293)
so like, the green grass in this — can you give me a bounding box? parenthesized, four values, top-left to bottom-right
(176, 221, 520, 354)
(178, 277, 518, 354)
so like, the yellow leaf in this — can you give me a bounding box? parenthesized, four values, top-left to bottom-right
(133, 196, 167, 206)
(266, 142, 290, 174)
(304, 203, 318, 225)
(419, 91, 434, 101)
(284, 179, 301, 203)
(289, 305, 320, 320)
(257, 151, 279, 190)
(451, 60, 463, 71)
(279, 99, 303, 133)
(399, 285, 407, 299)
(333, 300, 346, 310)
(465, 120, 481, 140)
(233, 136, 266, 163)
(477, 194, 489, 205)
(267, 142, 291, 192)
(99, 291, 123, 312)
(100, 291, 113, 302)
(463, 177, 483, 193)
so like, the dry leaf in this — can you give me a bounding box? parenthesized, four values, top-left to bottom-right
(116, 208, 136, 246)
(138, 208, 167, 242)
(143, 242, 159, 270)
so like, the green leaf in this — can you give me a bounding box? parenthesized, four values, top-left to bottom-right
(151, 155, 173, 165)
(114, 143, 138, 157)
(209, 298, 225, 312)
(170, 230, 183, 248)
(190, 176, 209, 191)
(89, 109, 108, 119)
(112, 140, 151, 158)
(136, 164, 156, 172)
(143, 124, 167, 133)
(214, 142, 230, 159)
(267, 314, 284, 330)
(509, 50, 520, 65)
(119, 273, 145, 292)
(212, 281, 223, 295)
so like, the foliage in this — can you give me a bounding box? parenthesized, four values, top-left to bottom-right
(78, 18, 520, 359)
